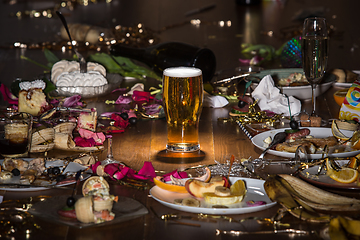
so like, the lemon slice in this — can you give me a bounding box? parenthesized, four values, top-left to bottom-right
(331, 120, 350, 141)
(230, 179, 247, 196)
(326, 158, 358, 184)
(350, 131, 360, 149)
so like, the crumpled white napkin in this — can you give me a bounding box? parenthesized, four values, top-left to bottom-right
(251, 75, 301, 116)
(203, 92, 229, 108)
(127, 83, 144, 95)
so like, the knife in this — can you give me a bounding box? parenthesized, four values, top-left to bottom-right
(0, 183, 73, 190)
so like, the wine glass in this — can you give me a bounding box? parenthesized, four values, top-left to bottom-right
(101, 136, 117, 166)
(301, 17, 329, 116)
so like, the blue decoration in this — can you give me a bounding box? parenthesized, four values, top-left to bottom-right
(280, 36, 302, 68)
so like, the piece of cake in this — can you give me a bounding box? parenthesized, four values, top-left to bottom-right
(77, 109, 97, 132)
(18, 80, 50, 116)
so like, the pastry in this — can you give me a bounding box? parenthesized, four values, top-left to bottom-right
(77, 110, 97, 132)
(18, 80, 50, 116)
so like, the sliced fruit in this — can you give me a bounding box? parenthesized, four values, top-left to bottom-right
(230, 179, 247, 196)
(331, 120, 350, 141)
(173, 199, 183, 205)
(214, 186, 231, 196)
(153, 176, 187, 193)
(185, 178, 225, 198)
(195, 167, 211, 183)
(326, 159, 359, 184)
(203, 192, 244, 205)
(348, 157, 359, 169)
(333, 88, 348, 106)
(351, 131, 360, 150)
(181, 198, 201, 207)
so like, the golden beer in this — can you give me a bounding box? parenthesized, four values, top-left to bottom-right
(162, 67, 203, 152)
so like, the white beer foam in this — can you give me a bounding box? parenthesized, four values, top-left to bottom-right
(164, 67, 202, 78)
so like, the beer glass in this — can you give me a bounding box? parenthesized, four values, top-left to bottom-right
(162, 67, 204, 152)
(0, 112, 33, 157)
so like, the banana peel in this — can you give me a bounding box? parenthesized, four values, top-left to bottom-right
(264, 175, 330, 223)
(328, 216, 360, 240)
(329, 218, 348, 240)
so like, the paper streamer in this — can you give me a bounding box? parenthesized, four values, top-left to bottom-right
(236, 121, 253, 140)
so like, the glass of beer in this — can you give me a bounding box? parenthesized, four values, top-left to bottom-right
(0, 112, 33, 158)
(162, 67, 204, 152)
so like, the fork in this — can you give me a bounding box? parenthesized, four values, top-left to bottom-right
(258, 132, 287, 159)
(56, 11, 87, 73)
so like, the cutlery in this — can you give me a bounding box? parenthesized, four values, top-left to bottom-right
(213, 73, 250, 84)
(0, 183, 73, 190)
(56, 11, 87, 73)
(258, 132, 287, 159)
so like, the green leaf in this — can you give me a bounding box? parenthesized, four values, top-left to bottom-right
(44, 48, 60, 66)
(42, 77, 56, 94)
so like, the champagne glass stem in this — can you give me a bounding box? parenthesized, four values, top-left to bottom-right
(101, 137, 116, 165)
(107, 137, 114, 159)
(311, 83, 316, 115)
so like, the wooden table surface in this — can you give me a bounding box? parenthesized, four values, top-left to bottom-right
(0, 0, 359, 239)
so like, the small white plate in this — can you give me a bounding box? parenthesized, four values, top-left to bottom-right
(150, 177, 276, 215)
(0, 158, 90, 191)
(251, 127, 360, 159)
(52, 73, 123, 98)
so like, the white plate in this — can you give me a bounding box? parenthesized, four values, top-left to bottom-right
(0, 158, 90, 191)
(52, 73, 123, 98)
(251, 127, 360, 159)
(150, 177, 276, 215)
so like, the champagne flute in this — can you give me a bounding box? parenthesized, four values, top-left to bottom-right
(101, 136, 117, 165)
(301, 17, 329, 116)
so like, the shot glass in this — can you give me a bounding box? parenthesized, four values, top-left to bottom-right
(0, 112, 33, 158)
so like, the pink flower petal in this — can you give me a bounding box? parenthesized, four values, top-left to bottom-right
(78, 128, 95, 139)
(90, 161, 101, 173)
(144, 104, 162, 115)
(104, 164, 129, 180)
(115, 95, 132, 104)
(62, 95, 82, 108)
(137, 161, 156, 179)
(74, 136, 94, 147)
(163, 170, 188, 182)
(0, 84, 18, 104)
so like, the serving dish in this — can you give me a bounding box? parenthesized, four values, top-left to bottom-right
(51, 73, 123, 98)
(333, 70, 360, 88)
(246, 68, 336, 100)
(251, 127, 360, 159)
(0, 159, 90, 191)
(299, 160, 360, 190)
(150, 177, 277, 215)
(28, 195, 148, 228)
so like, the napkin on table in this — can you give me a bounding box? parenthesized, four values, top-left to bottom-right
(251, 75, 301, 116)
(203, 91, 229, 108)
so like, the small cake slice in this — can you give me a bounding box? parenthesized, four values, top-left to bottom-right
(18, 80, 50, 116)
(77, 109, 97, 132)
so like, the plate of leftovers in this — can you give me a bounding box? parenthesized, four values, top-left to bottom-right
(28, 195, 148, 228)
(251, 127, 360, 159)
(0, 158, 91, 191)
(247, 68, 336, 100)
(299, 159, 360, 190)
(150, 177, 276, 215)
